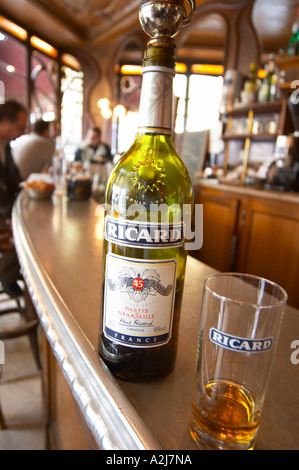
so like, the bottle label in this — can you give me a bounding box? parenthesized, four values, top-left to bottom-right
(103, 254, 177, 348)
(105, 216, 184, 249)
(138, 66, 175, 134)
(209, 328, 274, 353)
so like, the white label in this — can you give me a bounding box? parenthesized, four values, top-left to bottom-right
(103, 253, 177, 348)
(209, 328, 274, 353)
(138, 66, 174, 134)
(105, 216, 184, 249)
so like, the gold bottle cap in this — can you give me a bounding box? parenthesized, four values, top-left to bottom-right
(143, 40, 176, 69)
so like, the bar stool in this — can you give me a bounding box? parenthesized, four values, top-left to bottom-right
(0, 231, 41, 429)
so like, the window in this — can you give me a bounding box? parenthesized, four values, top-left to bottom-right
(174, 73, 224, 134)
(114, 74, 142, 154)
(0, 17, 84, 157)
(116, 66, 223, 154)
(61, 66, 84, 160)
(173, 74, 187, 134)
(0, 32, 27, 105)
(31, 50, 58, 121)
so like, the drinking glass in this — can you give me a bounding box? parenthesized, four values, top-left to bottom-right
(189, 273, 287, 450)
(53, 155, 67, 195)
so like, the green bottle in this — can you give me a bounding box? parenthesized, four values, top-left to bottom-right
(98, 39, 193, 380)
(242, 62, 259, 104)
(288, 7, 299, 58)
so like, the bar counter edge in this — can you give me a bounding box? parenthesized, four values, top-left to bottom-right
(12, 191, 163, 451)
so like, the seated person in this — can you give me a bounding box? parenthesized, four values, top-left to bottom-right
(12, 119, 55, 180)
(0, 100, 28, 297)
(75, 126, 112, 164)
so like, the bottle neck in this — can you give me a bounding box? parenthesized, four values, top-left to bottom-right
(137, 65, 175, 136)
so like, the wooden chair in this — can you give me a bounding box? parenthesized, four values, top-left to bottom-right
(0, 396, 6, 429)
(0, 229, 41, 429)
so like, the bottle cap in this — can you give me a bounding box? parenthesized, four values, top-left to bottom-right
(143, 42, 176, 69)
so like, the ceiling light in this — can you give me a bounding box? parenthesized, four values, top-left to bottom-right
(6, 65, 15, 73)
(191, 64, 224, 75)
(30, 36, 58, 58)
(101, 108, 112, 119)
(0, 17, 27, 40)
(176, 63, 187, 73)
(113, 105, 127, 118)
(120, 65, 142, 75)
(98, 98, 110, 110)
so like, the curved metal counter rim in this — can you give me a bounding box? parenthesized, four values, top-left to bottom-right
(12, 191, 163, 451)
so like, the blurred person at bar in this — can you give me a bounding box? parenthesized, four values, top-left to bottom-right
(74, 126, 112, 164)
(0, 100, 28, 297)
(12, 119, 55, 180)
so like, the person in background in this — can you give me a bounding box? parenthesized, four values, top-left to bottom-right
(49, 120, 61, 146)
(75, 126, 112, 164)
(12, 119, 55, 180)
(0, 100, 28, 297)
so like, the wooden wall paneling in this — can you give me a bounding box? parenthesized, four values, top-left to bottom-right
(195, 187, 240, 272)
(42, 333, 99, 450)
(238, 197, 299, 308)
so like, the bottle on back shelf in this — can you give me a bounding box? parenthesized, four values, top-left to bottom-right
(258, 56, 277, 102)
(241, 62, 259, 104)
(98, 1, 195, 381)
(288, 7, 299, 58)
(269, 72, 278, 101)
(276, 70, 286, 100)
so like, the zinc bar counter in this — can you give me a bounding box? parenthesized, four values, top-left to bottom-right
(12, 190, 299, 450)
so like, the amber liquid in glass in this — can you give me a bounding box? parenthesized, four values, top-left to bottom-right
(190, 379, 260, 450)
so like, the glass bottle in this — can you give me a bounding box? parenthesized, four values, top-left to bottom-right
(258, 56, 276, 102)
(241, 62, 259, 104)
(288, 7, 299, 58)
(266, 57, 275, 101)
(52, 136, 67, 195)
(98, 40, 193, 380)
